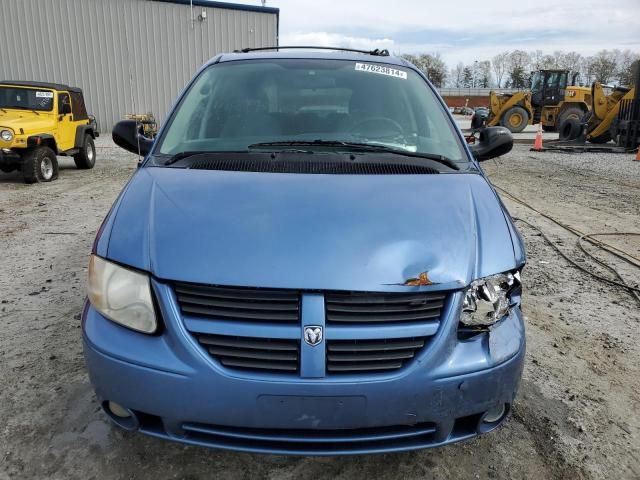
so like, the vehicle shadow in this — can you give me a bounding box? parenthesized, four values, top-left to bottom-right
(0, 171, 23, 183)
(0, 156, 85, 184)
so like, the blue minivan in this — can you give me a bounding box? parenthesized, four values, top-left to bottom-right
(84, 48, 526, 455)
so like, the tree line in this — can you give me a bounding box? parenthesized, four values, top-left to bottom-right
(400, 49, 640, 89)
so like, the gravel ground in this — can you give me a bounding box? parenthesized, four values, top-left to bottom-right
(1, 140, 639, 479)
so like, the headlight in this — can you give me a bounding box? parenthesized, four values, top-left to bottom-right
(87, 255, 157, 333)
(0, 129, 13, 142)
(461, 271, 521, 327)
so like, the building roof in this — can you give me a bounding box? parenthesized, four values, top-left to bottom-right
(0, 80, 82, 93)
(153, 0, 279, 15)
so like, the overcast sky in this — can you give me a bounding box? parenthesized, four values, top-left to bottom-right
(239, 0, 640, 66)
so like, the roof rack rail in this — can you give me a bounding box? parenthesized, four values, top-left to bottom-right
(233, 46, 390, 57)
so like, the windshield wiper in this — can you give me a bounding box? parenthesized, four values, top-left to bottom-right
(164, 151, 216, 165)
(5, 105, 40, 115)
(248, 140, 460, 170)
(164, 148, 318, 166)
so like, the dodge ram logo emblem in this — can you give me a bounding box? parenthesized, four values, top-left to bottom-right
(304, 326, 323, 346)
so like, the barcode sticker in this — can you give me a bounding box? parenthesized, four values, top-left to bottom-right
(355, 63, 407, 79)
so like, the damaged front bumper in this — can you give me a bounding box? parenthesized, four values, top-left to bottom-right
(82, 283, 526, 455)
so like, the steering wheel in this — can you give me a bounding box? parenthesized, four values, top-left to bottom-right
(348, 117, 406, 143)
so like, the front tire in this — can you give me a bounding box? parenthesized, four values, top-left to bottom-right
(74, 134, 96, 169)
(501, 106, 529, 133)
(557, 107, 584, 131)
(21, 146, 58, 184)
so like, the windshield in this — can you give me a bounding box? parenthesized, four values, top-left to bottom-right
(0, 86, 54, 111)
(157, 59, 467, 163)
(530, 72, 543, 93)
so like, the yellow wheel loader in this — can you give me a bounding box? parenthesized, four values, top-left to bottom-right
(545, 61, 639, 151)
(584, 83, 636, 144)
(487, 70, 591, 133)
(553, 60, 639, 148)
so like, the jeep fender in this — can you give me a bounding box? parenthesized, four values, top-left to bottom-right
(74, 125, 96, 148)
(27, 134, 58, 154)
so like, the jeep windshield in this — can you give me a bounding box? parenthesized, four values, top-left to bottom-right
(0, 86, 54, 111)
(155, 59, 469, 168)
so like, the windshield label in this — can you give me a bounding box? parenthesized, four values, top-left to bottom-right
(35, 91, 54, 98)
(355, 63, 407, 79)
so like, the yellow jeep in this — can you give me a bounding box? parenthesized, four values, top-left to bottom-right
(0, 81, 99, 183)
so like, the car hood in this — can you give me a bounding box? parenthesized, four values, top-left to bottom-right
(103, 167, 517, 291)
(0, 111, 56, 135)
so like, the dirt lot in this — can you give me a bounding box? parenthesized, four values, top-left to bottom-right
(1, 139, 639, 480)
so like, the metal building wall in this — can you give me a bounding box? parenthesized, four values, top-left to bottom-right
(0, 0, 278, 132)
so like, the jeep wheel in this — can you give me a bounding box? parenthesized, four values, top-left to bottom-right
(74, 134, 96, 169)
(21, 147, 59, 184)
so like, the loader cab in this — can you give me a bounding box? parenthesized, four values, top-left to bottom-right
(531, 70, 569, 108)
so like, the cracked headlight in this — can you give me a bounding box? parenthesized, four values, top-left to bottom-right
(87, 255, 157, 333)
(461, 271, 521, 327)
(1, 129, 13, 142)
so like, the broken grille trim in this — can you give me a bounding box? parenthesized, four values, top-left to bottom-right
(325, 291, 447, 325)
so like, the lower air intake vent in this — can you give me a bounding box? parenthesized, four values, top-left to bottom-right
(180, 421, 438, 454)
(188, 158, 440, 175)
(196, 334, 299, 373)
(326, 337, 427, 373)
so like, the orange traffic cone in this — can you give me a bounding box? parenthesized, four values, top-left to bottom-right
(533, 124, 543, 151)
(635, 149, 640, 161)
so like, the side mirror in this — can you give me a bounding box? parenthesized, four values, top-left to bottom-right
(469, 126, 513, 161)
(61, 103, 72, 115)
(112, 120, 154, 156)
